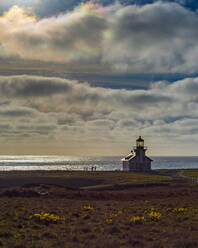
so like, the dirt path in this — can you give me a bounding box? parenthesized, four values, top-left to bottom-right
(155, 169, 198, 184)
(178, 171, 198, 183)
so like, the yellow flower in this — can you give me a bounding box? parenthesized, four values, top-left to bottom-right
(149, 211, 161, 221)
(31, 212, 65, 224)
(130, 216, 145, 224)
(192, 208, 198, 214)
(106, 218, 113, 224)
(110, 213, 118, 218)
(82, 205, 94, 211)
(172, 208, 187, 214)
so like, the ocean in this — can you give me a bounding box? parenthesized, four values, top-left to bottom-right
(0, 156, 197, 171)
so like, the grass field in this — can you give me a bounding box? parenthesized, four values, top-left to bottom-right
(181, 170, 198, 179)
(0, 171, 172, 189)
(0, 170, 197, 248)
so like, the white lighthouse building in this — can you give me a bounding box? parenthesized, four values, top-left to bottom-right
(122, 136, 152, 171)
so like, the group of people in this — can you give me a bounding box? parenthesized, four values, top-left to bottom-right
(83, 166, 97, 171)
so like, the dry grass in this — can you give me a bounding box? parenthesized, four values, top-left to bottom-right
(1, 188, 198, 248)
(0, 170, 196, 247)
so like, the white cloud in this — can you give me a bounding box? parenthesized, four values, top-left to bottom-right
(0, 74, 198, 155)
(1, 2, 198, 73)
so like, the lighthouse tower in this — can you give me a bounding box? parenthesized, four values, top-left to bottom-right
(122, 136, 152, 171)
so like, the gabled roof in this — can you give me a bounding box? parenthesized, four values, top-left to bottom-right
(121, 153, 135, 161)
(145, 156, 153, 161)
(125, 153, 134, 159)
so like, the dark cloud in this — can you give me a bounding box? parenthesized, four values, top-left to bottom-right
(0, 101, 10, 106)
(57, 119, 75, 125)
(16, 124, 56, 136)
(0, 75, 71, 97)
(0, 108, 34, 117)
(0, 124, 11, 129)
(0, 74, 194, 121)
(17, 124, 56, 131)
(103, 1, 198, 73)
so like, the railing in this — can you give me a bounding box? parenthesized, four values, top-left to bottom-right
(133, 146, 148, 150)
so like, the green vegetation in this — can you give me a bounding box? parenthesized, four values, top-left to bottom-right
(70, 171, 172, 189)
(0, 170, 172, 183)
(181, 170, 198, 178)
(0, 170, 172, 190)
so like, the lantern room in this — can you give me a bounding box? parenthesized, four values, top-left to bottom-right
(136, 136, 144, 148)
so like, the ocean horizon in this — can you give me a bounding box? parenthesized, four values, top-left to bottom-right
(0, 155, 197, 171)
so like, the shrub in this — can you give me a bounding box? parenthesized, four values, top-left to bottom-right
(149, 211, 161, 221)
(130, 216, 145, 224)
(30, 211, 65, 224)
(82, 205, 94, 211)
(106, 218, 113, 224)
(172, 208, 187, 214)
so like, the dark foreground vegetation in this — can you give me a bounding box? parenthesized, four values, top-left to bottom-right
(0, 170, 197, 248)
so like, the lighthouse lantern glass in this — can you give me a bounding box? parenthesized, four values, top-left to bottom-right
(136, 140, 144, 147)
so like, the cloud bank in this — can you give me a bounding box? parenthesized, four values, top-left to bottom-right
(1, 2, 198, 73)
(0, 74, 198, 155)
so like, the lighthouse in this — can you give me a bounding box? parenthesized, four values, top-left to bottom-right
(122, 136, 152, 171)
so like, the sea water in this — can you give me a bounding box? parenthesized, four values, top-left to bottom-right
(0, 156, 197, 171)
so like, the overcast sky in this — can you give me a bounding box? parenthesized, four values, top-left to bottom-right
(0, 0, 198, 156)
